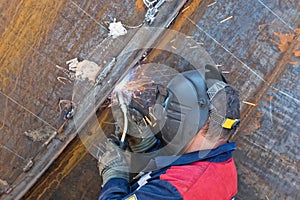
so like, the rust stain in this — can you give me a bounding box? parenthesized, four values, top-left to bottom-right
(272, 28, 300, 66)
(135, 0, 145, 10)
(34, 141, 88, 200)
(0, 0, 64, 92)
(172, 0, 202, 31)
(258, 23, 267, 32)
(24, 109, 112, 199)
(238, 26, 300, 137)
(288, 61, 298, 66)
(273, 32, 294, 52)
(243, 111, 263, 134)
(265, 96, 273, 102)
(0, 0, 65, 131)
(258, 24, 300, 66)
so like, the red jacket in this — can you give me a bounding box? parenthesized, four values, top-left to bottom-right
(161, 158, 237, 199)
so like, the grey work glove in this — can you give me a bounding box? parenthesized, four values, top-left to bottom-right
(98, 139, 130, 185)
(113, 104, 157, 153)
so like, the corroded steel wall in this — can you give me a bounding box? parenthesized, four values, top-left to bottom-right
(0, 0, 299, 199)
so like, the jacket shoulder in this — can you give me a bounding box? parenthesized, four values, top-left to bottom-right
(160, 158, 237, 200)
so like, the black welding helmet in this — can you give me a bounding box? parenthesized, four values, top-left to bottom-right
(152, 70, 209, 149)
(150, 63, 240, 155)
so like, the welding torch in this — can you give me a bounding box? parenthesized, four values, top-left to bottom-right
(117, 91, 128, 150)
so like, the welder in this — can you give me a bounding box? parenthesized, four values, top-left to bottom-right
(98, 64, 240, 200)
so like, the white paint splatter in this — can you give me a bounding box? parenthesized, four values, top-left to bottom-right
(108, 19, 127, 38)
(66, 58, 102, 83)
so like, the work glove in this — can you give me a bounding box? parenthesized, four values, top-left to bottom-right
(125, 107, 157, 153)
(112, 101, 157, 153)
(98, 138, 130, 185)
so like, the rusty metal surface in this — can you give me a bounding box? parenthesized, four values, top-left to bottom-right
(0, 0, 145, 198)
(0, 0, 299, 199)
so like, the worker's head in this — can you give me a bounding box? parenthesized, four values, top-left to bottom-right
(148, 65, 240, 154)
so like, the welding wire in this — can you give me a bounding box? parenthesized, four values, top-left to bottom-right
(57, 77, 66, 85)
(57, 77, 71, 85)
(123, 22, 144, 29)
(186, 35, 194, 39)
(207, 2, 217, 7)
(0, 144, 26, 160)
(242, 101, 257, 106)
(170, 38, 176, 43)
(66, 58, 78, 65)
(190, 46, 198, 49)
(55, 65, 70, 74)
(216, 64, 223, 67)
(171, 46, 177, 50)
(220, 16, 233, 23)
(222, 71, 230, 74)
(181, 5, 190, 13)
(43, 131, 58, 146)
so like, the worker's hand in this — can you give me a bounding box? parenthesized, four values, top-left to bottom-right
(112, 101, 157, 153)
(126, 107, 157, 152)
(98, 139, 130, 185)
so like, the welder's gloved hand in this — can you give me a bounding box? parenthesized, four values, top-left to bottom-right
(127, 109, 157, 153)
(98, 139, 130, 185)
(125, 107, 157, 153)
(112, 100, 157, 153)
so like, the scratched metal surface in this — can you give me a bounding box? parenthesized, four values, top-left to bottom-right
(0, 0, 299, 199)
(182, 1, 300, 199)
(0, 0, 145, 198)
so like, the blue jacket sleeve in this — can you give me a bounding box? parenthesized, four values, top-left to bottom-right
(99, 178, 130, 200)
(99, 178, 182, 200)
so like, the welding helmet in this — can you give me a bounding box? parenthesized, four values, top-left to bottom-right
(153, 64, 240, 152)
(152, 70, 208, 147)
